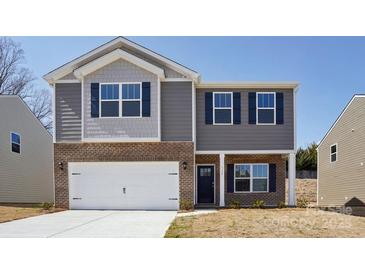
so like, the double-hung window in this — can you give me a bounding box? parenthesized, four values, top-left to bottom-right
(257, 92, 276, 124)
(100, 83, 142, 118)
(330, 144, 337, 162)
(213, 92, 232, 124)
(10, 132, 21, 154)
(234, 163, 269, 192)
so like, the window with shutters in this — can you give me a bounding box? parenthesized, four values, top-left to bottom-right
(100, 82, 142, 118)
(234, 163, 269, 193)
(213, 92, 233, 125)
(256, 92, 276, 125)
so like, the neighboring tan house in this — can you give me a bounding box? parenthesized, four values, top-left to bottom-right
(0, 95, 54, 203)
(44, 36, 298, 210)
(317, 95, 365, 208)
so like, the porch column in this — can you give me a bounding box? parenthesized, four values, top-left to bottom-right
(288, 152, 296, 206)
(219, 153, 225, 207)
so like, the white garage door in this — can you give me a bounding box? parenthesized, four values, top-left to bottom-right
(68, 162, 179, 210)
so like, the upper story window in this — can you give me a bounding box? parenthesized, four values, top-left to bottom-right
(257, 92, 276, 124)
(100, 83, 142, 118)
(10, 132, 21, 154)
(213, 92, 233, 125)
(330, 144, 337, 162)
(234, 163, 268, 193)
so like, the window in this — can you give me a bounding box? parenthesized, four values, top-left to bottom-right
(199, 167, 212, 177)
(99, 82, 142, 118)
(10, 132, 21, 154)
(257, 92, 276, 124)
(213, 92, 232, 124)
(122, 83, 141, 117)
(330, 144, 337, 162)
(234, 164, 268, 192)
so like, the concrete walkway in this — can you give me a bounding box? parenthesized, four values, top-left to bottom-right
(0, 210, 177, 238)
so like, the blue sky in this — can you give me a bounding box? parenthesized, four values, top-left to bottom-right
(11, 36, 365, 148)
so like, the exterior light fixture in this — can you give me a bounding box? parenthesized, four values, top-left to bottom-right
(58, 162, 64, 170)
(182, 161, 188, 170)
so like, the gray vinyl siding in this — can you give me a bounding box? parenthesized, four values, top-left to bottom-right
(55, 83, 82, 142)
(318, 96, 365, 207)
(83, 59, 158, 139)
(161, 82, 192, 141)
(0, 96, 54, 203)
(196, 88, 294, 151)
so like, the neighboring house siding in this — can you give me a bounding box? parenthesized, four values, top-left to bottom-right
(0, 96, 54, 203)
(318, 97, 365, 207)
(55, 83, 82, 142)
(161, 82, 192, 141)
(196, 88, 294, 151)
(83, 59, 159, 139)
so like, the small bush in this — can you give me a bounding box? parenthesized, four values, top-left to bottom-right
(297, 197, 309, 208)
(42, 202, 54, 210)
(251, 200, 265, 209)
(278, 201, 286, 209)
(228, 200, 241, 209)
(180, 200, 194, 211)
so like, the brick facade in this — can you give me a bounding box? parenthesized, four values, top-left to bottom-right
(54, 142, 194, 209)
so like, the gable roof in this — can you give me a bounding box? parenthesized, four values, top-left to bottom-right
(317, 94, 365, 148)
(43, 36, 200, 83)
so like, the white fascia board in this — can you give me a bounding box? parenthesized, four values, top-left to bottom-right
(196, 82, 299, 89)
(195, 150, 296, 155)
(73, 49, 165, 79)
(317, 94, 365, 148)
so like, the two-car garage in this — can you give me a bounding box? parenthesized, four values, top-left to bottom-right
(68, 162, 179, 210)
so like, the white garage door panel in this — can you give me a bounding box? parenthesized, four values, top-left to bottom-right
(69, 162, 179, 210)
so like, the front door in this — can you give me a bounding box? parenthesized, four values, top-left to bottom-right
(197, 165, 215, 204)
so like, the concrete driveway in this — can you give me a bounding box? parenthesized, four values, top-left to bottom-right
(0, 210, 177, 238)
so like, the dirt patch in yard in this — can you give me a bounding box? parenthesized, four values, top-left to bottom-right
(0, 204, 64, 224)
(165, 208, 365, 238)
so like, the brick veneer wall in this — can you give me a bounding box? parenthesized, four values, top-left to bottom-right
(225, 154, 286, 207)
(54, 142, 194, 209)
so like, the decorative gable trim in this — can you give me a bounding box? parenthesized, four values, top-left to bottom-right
(73, 49, 165, 79)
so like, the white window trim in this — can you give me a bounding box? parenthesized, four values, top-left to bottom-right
(234, 163, 269, 193)
(256, 92, 276, 125)
(330, 143, 338, 163)
(213, 91, 233, 125)
(10, 132, 21, 155)
(99, 82, 142, 118)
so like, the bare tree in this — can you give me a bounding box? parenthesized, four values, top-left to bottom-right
(0, 37, 52, 132)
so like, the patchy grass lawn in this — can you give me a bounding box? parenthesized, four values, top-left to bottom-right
(165, 208, 365, 238)
(0, 204, 63, 224)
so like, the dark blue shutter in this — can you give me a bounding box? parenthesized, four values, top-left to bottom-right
(205, 92, 213, 124)
(227, 164, 234, 193)
(248, 92, 256, 124)
(142, 82, 151, 117)
(233, 92, 241, 124)
(276, 92, 284, 124)
(91, 83, 99, 118)
(269, 164, 276, 192)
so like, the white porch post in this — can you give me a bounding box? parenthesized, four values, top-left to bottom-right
(288, 152, 296, 206)
(219, 153, 225, 207)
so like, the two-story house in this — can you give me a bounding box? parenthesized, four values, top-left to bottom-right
(44, 37, 298, 210)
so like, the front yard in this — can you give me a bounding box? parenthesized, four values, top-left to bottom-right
(165, 208, 365, 238)
(0, 204, 62, 223)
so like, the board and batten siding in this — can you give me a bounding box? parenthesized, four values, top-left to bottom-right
(318, 96, 365, 207)
(196, 88, 294, 151)
(55, 83, 82, 142)
(0, 96, 54, 203)
(161, 82, 192, 141)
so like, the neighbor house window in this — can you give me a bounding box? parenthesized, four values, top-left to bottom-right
(122, 83, 141, 117)
(100, 84, 119, 117)
(234, 164, 269, 192)
(330, 144, 337, 162)
(257, 92, 276, 124)
(213, 92, 232, 124)
(10, 132, 21, 154)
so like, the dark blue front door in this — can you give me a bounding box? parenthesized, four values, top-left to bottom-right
(197, 165, 215, 204)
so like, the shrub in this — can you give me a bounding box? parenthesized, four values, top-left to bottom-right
(251, 200, 265, 209)
(180, 200, 194, 211)
(278, 201, 286, 209)
(42, 202, 54, 210)
(228, 200, 241, 209)
(297, 197, 309, 208)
